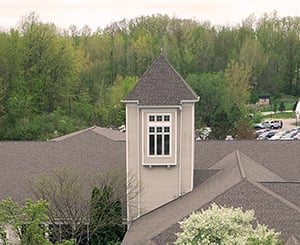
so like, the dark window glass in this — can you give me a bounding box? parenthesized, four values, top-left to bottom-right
(149, 115, 155, 121)
(149, 135, 155, 155)
(157, 115, 162, 121)
(164, 135, 170, 155)
(164, 115, 170, 121)
(149, 127, 155, 133)
(164, 126, 170, 133)
(157, 135, 162, 155)
(157, 127, 162, 133)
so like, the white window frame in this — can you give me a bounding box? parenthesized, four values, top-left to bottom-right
(147, 113, 172, 157)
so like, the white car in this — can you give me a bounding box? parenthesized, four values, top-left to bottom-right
(254, 120, 281, 130)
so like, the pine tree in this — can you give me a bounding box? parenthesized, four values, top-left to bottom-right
(89, 186, 124, 245)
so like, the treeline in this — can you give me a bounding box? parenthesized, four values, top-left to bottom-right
(0, 12, 300, 140)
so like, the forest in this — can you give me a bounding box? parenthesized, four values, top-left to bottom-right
(0, 12, 299, 140)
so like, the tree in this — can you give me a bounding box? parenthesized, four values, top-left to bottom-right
(186, 72, 225, 128)
(89, 186, 124, 244)
(29, 167, 90, 244)
(175, 203, 282, 245)
(0, 198, 50, 245)
(224, 60, 252, 110)
(28, 166, 131, 244)
(279, 101, 285, 113)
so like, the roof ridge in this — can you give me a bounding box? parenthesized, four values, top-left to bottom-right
(123, 158, 243, 244)
(49, 126, 96, 142)
(286, 235, 300, 245)
(238, 151, 286, 182)
(161, 54, 199, 101)
(251, 181, 300, 214)
(235, 150, 246, 179)
(123, 55, 159, 101)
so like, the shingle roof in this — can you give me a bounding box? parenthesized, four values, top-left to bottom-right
(285, 236, 300, 245)
(124, 145, 300, 244)
(152, 180, 300, 244)
(0, 127, 126, 202)
(123, 54, 199, 105)
(195, 141, 300, 181)
(1, 131, 300, 244)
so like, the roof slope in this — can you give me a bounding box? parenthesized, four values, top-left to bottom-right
(124, 54, 199, 105)
(124, 148, 300, 244)
(0, 127, 125, 202)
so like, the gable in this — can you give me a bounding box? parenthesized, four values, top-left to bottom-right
(124, 144, 300, 244)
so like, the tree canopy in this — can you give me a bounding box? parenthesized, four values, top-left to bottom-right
(175, 203, 282, 245)
(1, 12, 300, 139)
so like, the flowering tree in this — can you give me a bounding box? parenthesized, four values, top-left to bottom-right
(175, 203, 282, 245)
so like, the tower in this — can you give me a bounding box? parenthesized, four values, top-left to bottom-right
(123, 54, 199, 222)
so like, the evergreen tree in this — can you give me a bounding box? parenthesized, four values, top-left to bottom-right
(89, 186, 124, 245)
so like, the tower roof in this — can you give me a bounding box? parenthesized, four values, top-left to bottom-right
(123, 54, 199, 105)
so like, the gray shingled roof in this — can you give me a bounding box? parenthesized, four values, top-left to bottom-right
(285, 236, 300, 245)
(123, 54, 199, 105)
(0, 127, 126, 202)
(1, 130, 300, 244)
(124, 143, 300, 244)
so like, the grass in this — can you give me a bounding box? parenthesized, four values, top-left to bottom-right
(258, 95, 298, 112)
(262, 111, 295, 119)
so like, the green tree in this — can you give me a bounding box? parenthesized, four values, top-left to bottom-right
(186, 72, 225, 127)
(224, 60, 252, 110)
(89, 186, 124, 244)
(19, 13, 80, 113)
(29, 167, 89, 244)
(175, 203, 282, 245)
(0, 198, 50, 245)
(279, 101, 285, 112)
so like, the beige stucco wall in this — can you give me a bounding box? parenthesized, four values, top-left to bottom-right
(126, 103, 195, 221)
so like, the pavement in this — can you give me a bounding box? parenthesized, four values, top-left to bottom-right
(262, 118, 298, 131)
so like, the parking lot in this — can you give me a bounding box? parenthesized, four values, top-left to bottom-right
(277, 118, 297, 131)
(256, 118, 300, 140)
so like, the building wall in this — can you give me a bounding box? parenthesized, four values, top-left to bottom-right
(126, 103, 140, 220)
(126, 103, 195, 221)
(179, 102, 195, 194)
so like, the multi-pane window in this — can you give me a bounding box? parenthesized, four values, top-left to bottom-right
(148, 114, 171, 156)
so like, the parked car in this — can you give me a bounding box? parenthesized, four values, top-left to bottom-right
(273, 120, 283, 128)
(293, 132, 300, 140)
(269, 130, 287, 140)
(280, 128, 300, 140)
(257, 130, 276, 140)
(254, 120, 281, 130)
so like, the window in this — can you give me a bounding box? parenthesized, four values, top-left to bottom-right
(148, 114, 171, 156)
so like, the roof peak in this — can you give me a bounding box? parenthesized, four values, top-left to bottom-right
(123, 54, 199, 105)
(209, 150, 285, 182)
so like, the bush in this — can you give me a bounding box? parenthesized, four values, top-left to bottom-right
(175, 203, 282, 245)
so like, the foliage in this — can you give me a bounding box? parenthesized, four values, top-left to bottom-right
(0, 198, 50, 245)
(29, 167, 90, 244)
(29, 166, 127, 244)
(175, 203, 282, 245)
(1, 12, 300, 139)
(89, 186, 124, 244)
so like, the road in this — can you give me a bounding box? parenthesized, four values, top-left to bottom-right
(279, 118, 298, 131)
(261, 111, 297, 131)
